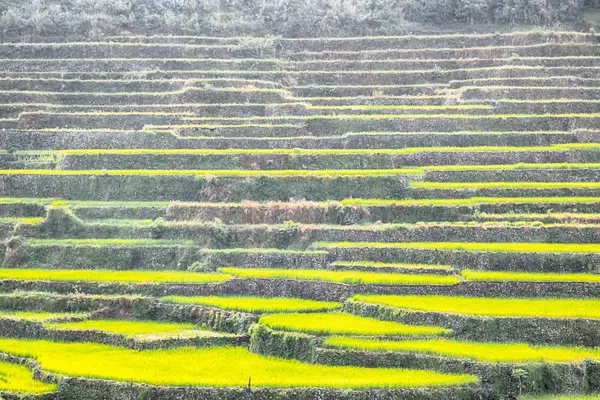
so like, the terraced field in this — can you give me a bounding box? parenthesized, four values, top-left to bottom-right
(0, 31, 599, 399)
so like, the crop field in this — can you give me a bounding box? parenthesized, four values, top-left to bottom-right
(0, 30, 599, 400)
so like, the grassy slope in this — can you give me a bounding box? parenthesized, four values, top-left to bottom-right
(0, 360, 57, 394)
(463, 269, 600, 283)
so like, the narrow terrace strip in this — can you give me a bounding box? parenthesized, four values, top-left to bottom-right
(160, 296, 342, 313)
(0, 168, 422, 176)
(27, 239, 194, 246)
(323, 337, 600, 363)
(411, 182, 600, 189)
(218, 268, 461, 285)
(0, 311, 88, 321)
(0, 359, 57, 394)
(0, 339, 476, 388)
(352, 295, 600, 319)
(22, 142, 600, 156)
(0, 269, 231, 284)
(44, 319, 224, 339)
(462, 270, 600, 283)
(258, 312, 449, 336)
(316, 242, 600, 253)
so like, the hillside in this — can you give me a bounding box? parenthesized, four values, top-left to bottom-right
(0, 31, 599, 399)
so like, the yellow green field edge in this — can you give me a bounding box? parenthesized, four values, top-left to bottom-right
(0, 269, 230, 284)
(410, 182, 600, 189)
(0, 358, 57, 395)
(340, 197, 600, 206)
(330, 261, 454, 272)
(43, 319, 231, 340)
(258, 312, 450, 336)
(315, 242, 600, 254)
(323, 336, 600, 364)
(27, 238, 195, 246)
(520, 395, 600, 400)
(0, 311, 88, 322)
(462, 270, 600, 283)
(218, 267, 461, 286)
(0, 217, 44, 224)
(351, 295, 600, 319)
(18, 142, 600, 156)
(2, 163, 600, 177)
(480, 213, 600, 222)
(160, 296, 342, 313)
(0, 338, 477, 388)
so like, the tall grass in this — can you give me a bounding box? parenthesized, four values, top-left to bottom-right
(323, 337, 600, 363)
(259, 313, 449, 336)
(219, 267, 460, 285)
(0, 339, 475, 388)
(352, 295, 600, 319)
(160, 296, 341, 313)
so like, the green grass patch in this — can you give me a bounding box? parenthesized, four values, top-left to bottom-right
(28, 238, 195, 246)
(520, 395, 600, 400)
(219, 267, 460, 285)
(0, 339, 476, 388)
(0, 311, 87, 321)
(160, 296, 341, 313)
(259, 312, 449, 336)
(462, 270, 600, 283)
(324, 337, 600, 363)
(0, 359, 57, 394)
(317, 242, 600, 253)
(330, 261, 453, 271)
(44, 319, 217, 339)
(352, 295, 600, 319)
(0, 217, 44, 224)
(0, 269, 230, 284)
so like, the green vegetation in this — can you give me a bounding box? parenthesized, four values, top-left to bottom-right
(324, 337, 600, 363)
(317, 242, 600, 253)
(219, 267, 461, 285)
(0, 169, 422, 176)
(330, 261, 453, 271)
(520, 396, 600, 400)
(28, 238, 195, 246)
(45, 319, 214, 338)
(259, 312, 450, 336)
(410, 182, 600, 189)
(0, 339, 475, 388)
(341, 197, 600, 206)
(352, 295, 600, 319)
(31, 142, 600, 156)
(0, 311, 87, 321)
(0, 269, 230, 284)
(160, 296, 341, 313)
(462, 270, 600, 283)
(0, 360, 57, 394)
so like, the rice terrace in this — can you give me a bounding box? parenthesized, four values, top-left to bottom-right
(2, 0, 600, 399)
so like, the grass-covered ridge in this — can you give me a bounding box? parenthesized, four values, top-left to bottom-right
(160, 296, 341, 313)
(462, 270, 600, 283)
(317, 242, 600, 253)
(323, 337, 600, 363)
(410, 182, 600, 189)
(0, 311, 88, 321)
(258, 312, 449, 336)
(28, 238, 195, 246)
(0, 359, 58, 394)
(0, 339, 475, 388)
(0, 269, 230, 284)
(352, 295, 600, 319)
(219, 267, 461, 285)
(44, 319, 219, 338)
(330, 261, 453, 271)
